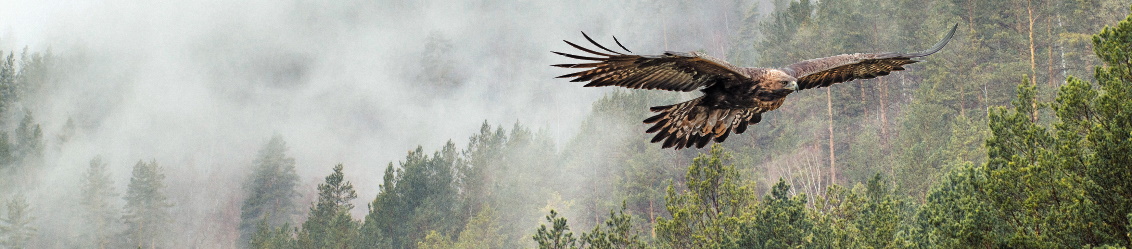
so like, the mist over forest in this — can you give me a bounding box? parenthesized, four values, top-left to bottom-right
(3, 0, 1132, 248)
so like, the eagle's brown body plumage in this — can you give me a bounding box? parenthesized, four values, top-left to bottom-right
(553, 24, 957, 149)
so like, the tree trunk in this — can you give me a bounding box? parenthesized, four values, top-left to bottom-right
(826, 88, 836, 186)
(880, 77, 889, 143)
(1046, 0, 1055, 87)
(1027, 0, 1038, 121)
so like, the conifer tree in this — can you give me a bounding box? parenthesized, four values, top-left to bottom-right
(1086, 8, 1132, 244)
(655, 145, 755, 248)
(360, 143, 463, 249)
(913, 162, 1004, 248)
(297, 164, 358, 249)
(0, 52, 15, 117)
(0, 133, 10, 168)
(122, 160, 172, 249)
(80, 157, 120, 249)
(239, 135, 300, 245)
(0, 195, 35, 249)
(451, 206, 505, 249)
(578, 203, 647, 249)
(533, 210, 577, 249)
(249, 220, 295, 249)
(742, 179, 812, 248)
(11, 110, 42, 164)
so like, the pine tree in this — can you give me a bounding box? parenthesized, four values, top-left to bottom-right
(239, 135, 300, 246)
(655, 145, 755, 248)
(0, 195, 35, 249)
(913, 162, 1004, 248)
(356, 163, 396, 248)
(533, 210, 578, 249)
(297, 164, 358, 249)
(249, 220, 295, 249)
(451, 206, 505, 249)
(742, 179, 812, 248)
(121, 160, 172, 249)
(578, 203, 648, 249)
(1085, 7, 1132, 244)
(0, 133, 10, 168)
(0, 52, 16, 118)
(80, 157, 120, 249)
(11, 110, 43, 164)
(360, 143, 463, 249)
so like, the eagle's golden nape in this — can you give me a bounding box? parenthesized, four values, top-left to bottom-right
(553, 24, 958, 149)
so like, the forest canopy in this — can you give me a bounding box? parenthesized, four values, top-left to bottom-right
(1, 0, 1132, 248)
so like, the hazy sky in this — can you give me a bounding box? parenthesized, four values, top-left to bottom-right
(1, 0, 768, 246)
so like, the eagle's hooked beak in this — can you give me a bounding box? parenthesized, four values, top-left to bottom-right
(785, 81, 798, 91)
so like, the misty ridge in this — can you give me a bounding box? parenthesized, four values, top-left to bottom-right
(5, 0, 1132, 248)
(0, 0, 762, 248)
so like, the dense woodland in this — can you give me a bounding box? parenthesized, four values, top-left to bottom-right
(3, 0, 1132, 248)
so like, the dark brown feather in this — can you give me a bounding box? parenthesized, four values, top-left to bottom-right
(552, 34, 751, 92)
(643, 97, 765, 149)
(782, 24, 956, 90)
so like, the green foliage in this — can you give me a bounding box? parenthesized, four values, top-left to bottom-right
(534, 205, 647, 249)
(297, 164, 359, 249)
(79, 157, 120, 249)
(239, 135, 301, 246)
(810, 174, 913, 248)
(656, 144, 751, 247)
(1087, 10, 1132, 244)
(0, 195, 35, 249)
(0, 133, 10, 175)
(10, 110, 42, 165)
(417, 230, 454, 249)
(578, 203, 648, 249)
(0, 52, 16, 117)
(656, 145, 755, 249)
(450, 206, 505, 249)
(913, 163, 1005, 248)
(534, 210, 577, 249)
(249, 221, 295, 249)
(743, 179, 812, 249)
(360, 142, 462, 249)
(122, 160, 172, 249)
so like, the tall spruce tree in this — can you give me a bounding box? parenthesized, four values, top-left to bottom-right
(80, 157, 120, 249)
(297, 164, 358, 249)
(239, 135, 300, 246)
(121, 160, 172, 249)
(0, 195, 35, 249)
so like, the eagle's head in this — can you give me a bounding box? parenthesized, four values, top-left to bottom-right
(753, 69, 797, 101)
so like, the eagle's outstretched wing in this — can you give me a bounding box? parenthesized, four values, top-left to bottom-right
(552, 32, 750, 92)
(783, 24, 957, 90)
(643, 97, 765, 149)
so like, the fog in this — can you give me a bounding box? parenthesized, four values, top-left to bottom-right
(1, 0, 770, 247)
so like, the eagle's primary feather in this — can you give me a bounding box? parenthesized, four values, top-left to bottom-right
(552, 24, 957, 149)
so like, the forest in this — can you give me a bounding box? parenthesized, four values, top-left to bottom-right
(2, 0, 1132, 248)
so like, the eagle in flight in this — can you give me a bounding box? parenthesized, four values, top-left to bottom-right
(552, 24, 957, 149)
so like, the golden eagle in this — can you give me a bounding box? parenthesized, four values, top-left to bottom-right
(552, 24, 957, 149)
